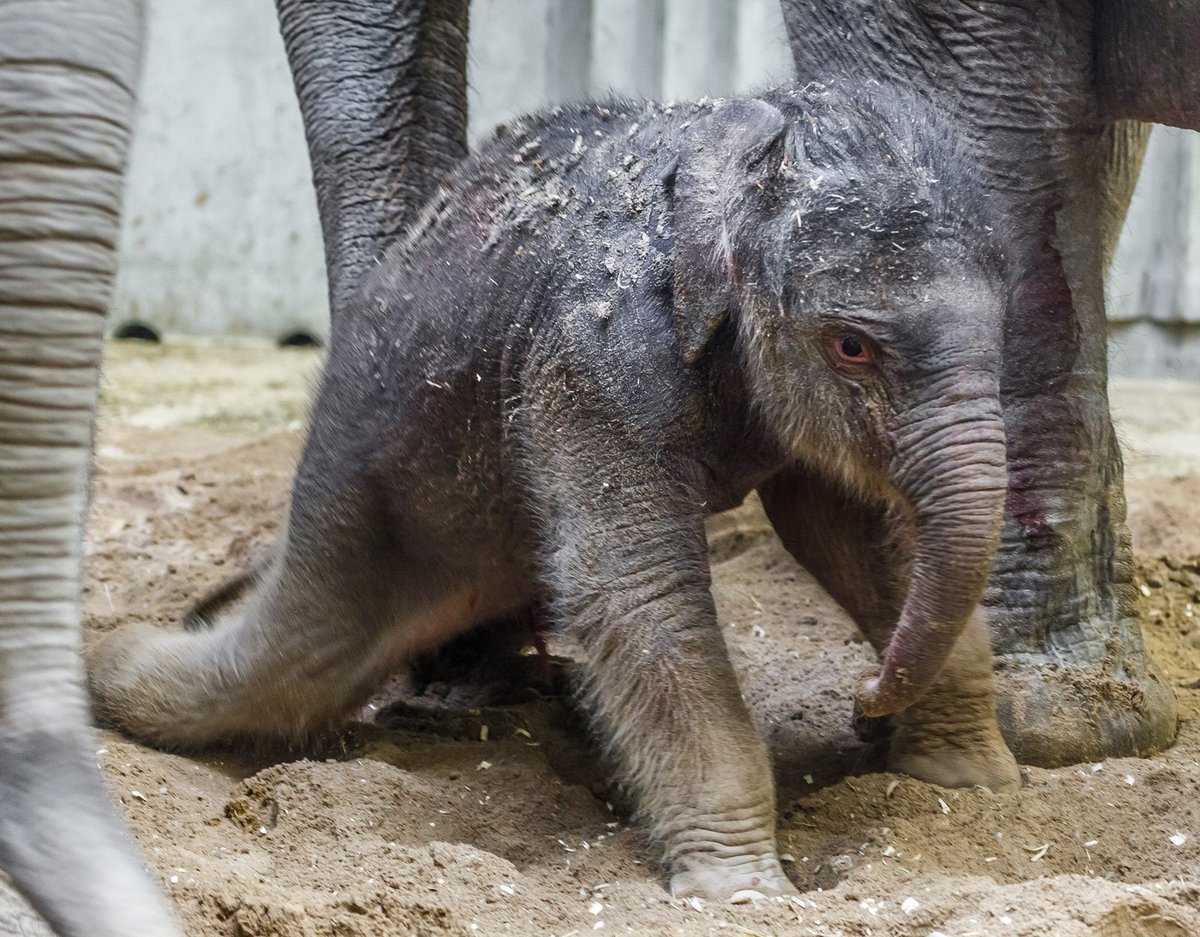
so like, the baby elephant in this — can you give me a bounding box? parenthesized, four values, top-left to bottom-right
(90, 83, 1018, 900)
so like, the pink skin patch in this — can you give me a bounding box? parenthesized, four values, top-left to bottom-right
(1007, 488, 1053, 542)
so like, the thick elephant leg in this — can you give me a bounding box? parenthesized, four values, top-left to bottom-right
(758, 469, 1017, 792)
(274, 0, 470, 314)
(778, 0, 1178, 768)
(986, 223, 1178, 765)
(0, 0, 179, 933)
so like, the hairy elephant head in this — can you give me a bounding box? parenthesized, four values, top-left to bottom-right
(668, 86, 1009, 716)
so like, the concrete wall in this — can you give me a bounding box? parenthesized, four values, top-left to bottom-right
(111, 0, 794, 344)
(111, 0, 1200, 379)
(1108, 127, 1200, 378)
(112, 0, 327, 343)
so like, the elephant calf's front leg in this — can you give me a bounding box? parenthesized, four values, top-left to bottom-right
(540, 478, 793, 900)
(887, 610, 1020, 794)
(758, 470, 1018, 794)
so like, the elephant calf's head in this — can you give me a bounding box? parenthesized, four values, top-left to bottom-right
(668, 86, 1009, 716)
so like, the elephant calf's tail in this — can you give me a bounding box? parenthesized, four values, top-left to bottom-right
(182, 548, 276, 631)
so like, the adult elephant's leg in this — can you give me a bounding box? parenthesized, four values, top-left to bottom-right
(989, 137, 1176, 765)
(273, 0, 507, 700)
(0, 1, 179, 934)
(776, 0, 1176, 766)
(1097, 0, 1200, 130)
(274, 0, 469, 315)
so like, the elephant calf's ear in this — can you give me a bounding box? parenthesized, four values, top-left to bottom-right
(667, 99, 788, 365)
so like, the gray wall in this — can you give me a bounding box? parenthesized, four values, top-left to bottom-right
(111, 0, 1200, 379)
(1108, 127, 1200, 378)
(111, 0, 325, 342)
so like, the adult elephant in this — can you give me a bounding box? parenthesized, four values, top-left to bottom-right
(766, 0, 1200, 767)
(0, 1, 465, 934)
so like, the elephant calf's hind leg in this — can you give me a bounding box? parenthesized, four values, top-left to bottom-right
(88, 492, 481, 749)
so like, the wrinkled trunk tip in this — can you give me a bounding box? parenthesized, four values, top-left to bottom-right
(857, 666, 915, 718)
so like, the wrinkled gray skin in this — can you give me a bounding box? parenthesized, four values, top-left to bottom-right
(90, 84, 1017, 900)
(0, 1, 468, 933)
(773, 0, 1200, 767)
(4, 0, 1200, 931)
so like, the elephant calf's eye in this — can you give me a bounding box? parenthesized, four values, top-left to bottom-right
(834, 333, 871, 364)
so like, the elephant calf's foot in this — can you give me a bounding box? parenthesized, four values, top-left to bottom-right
(669, 852, 796, 902)
(663, 804, 796, 902)
(889, 735, 1020, 794)
(892, 691, 1022, 791)
(872, 609, 1018, 793)
(853, 678, 1020, 792)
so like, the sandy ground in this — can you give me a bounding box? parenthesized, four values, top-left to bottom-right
(11, 339, 1200, 936)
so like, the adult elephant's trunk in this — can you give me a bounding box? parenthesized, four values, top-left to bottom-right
(858, 395, 1007, 717)
(0, 0, 181, 932)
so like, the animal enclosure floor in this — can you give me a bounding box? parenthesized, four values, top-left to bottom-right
(41, 341, 1200, 934)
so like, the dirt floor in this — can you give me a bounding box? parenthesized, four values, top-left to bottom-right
(33, 340, 1200, 935)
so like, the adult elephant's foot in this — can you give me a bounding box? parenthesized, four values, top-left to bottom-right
(669, 853, 797, 903)
(992, 650, 1177, 767)
(0, 727, 181, 937)
(980, 499, 1181, 768)
(986, 458, 1179, 768)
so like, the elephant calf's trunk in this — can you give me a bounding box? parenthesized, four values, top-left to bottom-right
(858, 419, 1007, 716)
